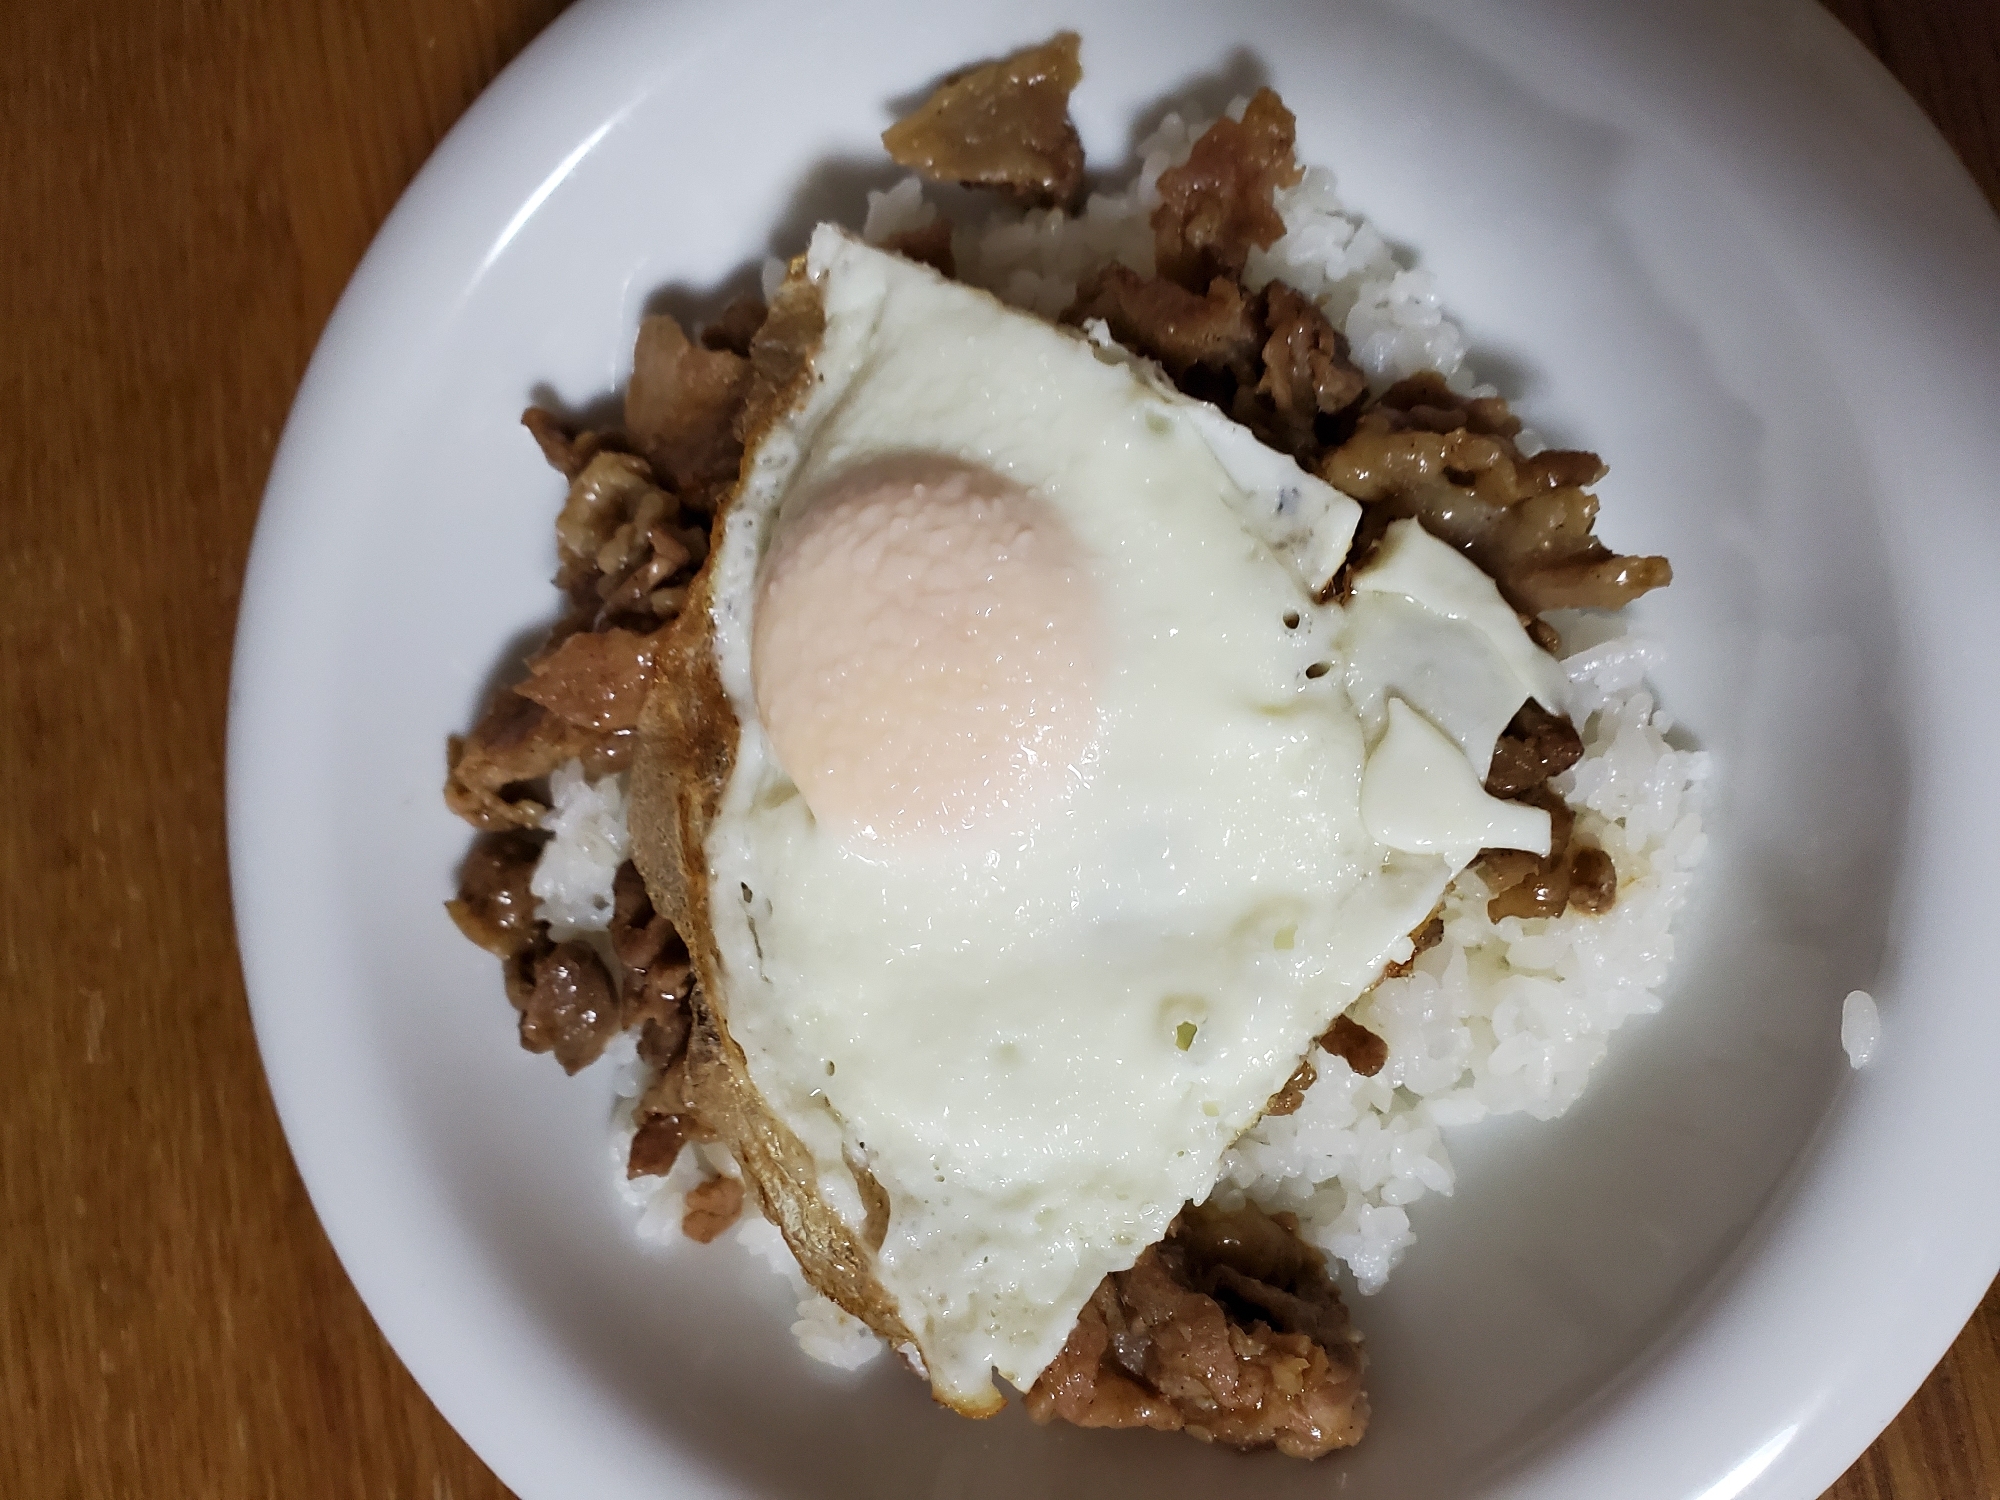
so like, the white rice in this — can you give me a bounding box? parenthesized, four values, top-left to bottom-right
(602, 1035, 887, 1367)
(531, 761, 629, 940)
(1841, 989, 1881, 1069)
(525, 99, 1709, 1352)
(1221, 659, 1708, 1290)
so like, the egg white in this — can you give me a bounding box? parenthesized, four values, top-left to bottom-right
(699, 228, 1550, 1406)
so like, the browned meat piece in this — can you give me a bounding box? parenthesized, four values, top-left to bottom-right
(881, 217, 956, 278)
(1263, 1058, 1317, 1117)
(627, 1054, 709, 1179)
(1485, 699, 1585, 798)
(1250, 282, 1367, 458)
(1486, 855, 1571, 921)
(554, 451, 662, 590)
(1321, 373, 1670, 614)
(682, 1175, 746, 1243)
(444, 689, 634, 830)
(698, 295, 768, 356)
(1484, 830, 1619, 921)
(514, 626, 669, 733)
(627, 1115, 688, 1179)
(1067, 265, 1263, 383)
(1027, 1281, 1197, 1434)
(444, 829, 547, 957)
(1475, 847, 1543, 900)
(609, 860, 693, 1058)
(881, 32, 1085, 209)
(515, 941, 621, 1074)
(624, 312, 752, 495)
(1065, 269, 1364, 465)
(1375, 905, 1445, 982)
(1568, 845, 1618, 915)
(550, 450, 708, 628)
(1152, 89, 1302, 290)
(1318, 1015, 1388, 1078)
(521, 406, 596, 479)
(1026, 1201, 1367, 1458)
(610, 857, 671, 971)
(637, 1014, 691, 1070)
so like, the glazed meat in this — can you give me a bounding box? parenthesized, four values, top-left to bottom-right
(682, 1176, 746, 1243)
(1249, 281, 1369, 458)
(1026, 1201, 1368, 1458)
(444, 690, 634, 830)
(512, 939, 621, 1074)
(609, 860, 694, 1058)
(514, 625, 670, 733)
(544, 445, 711, 629)
(1069, 264, 1263, 385)
(1484, 698, 1586, 799)
(1066, 268, 1366, 461)
(882, 32, 1086, 208)
(1476, 787, 1620, 923)
(625, 312, 753, 495)
(698, 294, 769, 357)
(1320, 372, 1671, 614)
(1152, 89, 1302, 290)
(444, 829, 546, 957)
(1318, 1014, 1389, 1078)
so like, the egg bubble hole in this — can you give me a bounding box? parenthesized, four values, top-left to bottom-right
(390, 13, 1910, 1499)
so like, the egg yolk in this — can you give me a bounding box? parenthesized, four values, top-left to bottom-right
(751, 455, 1100, 846)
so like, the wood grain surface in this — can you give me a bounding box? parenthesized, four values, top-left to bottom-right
(2, 2, 1994, 1497)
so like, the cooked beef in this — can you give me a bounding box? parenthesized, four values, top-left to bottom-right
(1318, 1015, 1388, 1078)
(1477, 790, 1620, 922)
(1474, 847, 1545, 908)
(698, 295, 769, 356)
(1152, 89, 1301, 291)
(625, 312, 752, 495)
(515, 940, 622, 1074)
(1263, 1058, 1317, 1117)
(1485, 699, 1585, 799)
(1026, 1201, 1367, 1458)
(628, 1055, 708, 1180)
(548, 448, 709, 629)
(1475, 788, 1619, 921)
(627, 1115, 689, 1180)
(444, 829, 548, 957)
(881, 32, 1085, 208)
(1068, 265, 1263, 384)
(514, 625, 669, 733)
(1567, 845, 1618, 915)
(1485, 851, 1570, 921)
(554, 452, 661, 587)
(1249, 281, 1367, 459)
(444, 690, 635, 830)
(637, 1014, 691, 1070)
(1320, 372, 1670, 614)
(682, 1175, 746, 1243)
(882, 217, 957, 278)
(1065, 267, 1365, 464)
(1024, 1281, 1183, 1435)
(609, 860, 693, 1058)
(521, 406, 600, 479)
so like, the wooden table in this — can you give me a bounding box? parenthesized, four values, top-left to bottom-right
(3, 2, 1994, 1495)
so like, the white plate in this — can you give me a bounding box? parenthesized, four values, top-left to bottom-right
(228, 1, 2000, 1495)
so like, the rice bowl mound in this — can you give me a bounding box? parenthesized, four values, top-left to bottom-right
(440, 48, 1703, 1452)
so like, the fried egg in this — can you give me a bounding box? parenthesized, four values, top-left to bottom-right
(697, 227, 1555, 1409)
